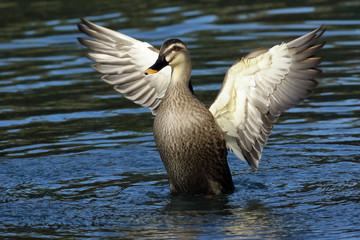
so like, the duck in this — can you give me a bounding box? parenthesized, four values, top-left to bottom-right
(77, 18, 325, 195)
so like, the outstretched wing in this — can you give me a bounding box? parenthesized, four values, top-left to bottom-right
(77, 18, 171, 114)
(209, 27, 325, 170)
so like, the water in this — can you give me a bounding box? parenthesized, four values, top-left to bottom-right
(1, 0, 359, 239)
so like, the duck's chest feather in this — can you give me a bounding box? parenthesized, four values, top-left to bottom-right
(153, 90, 234, 195)
(154, 90, 219, 152)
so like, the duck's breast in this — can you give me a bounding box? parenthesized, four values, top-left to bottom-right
(153, 94, 233, 194)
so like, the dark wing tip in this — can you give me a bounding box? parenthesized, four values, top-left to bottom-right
(80, 18, 90, 26)
(77, 37, 86, 46)
(77, 21, 87, 34)
(78, 18, 96, 33)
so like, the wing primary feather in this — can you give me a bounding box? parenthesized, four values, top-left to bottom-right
(287, 26, 325, 49)
(296, 57, 323, 69)
(288, 68, 322, 79)
(290, 42, 325, 61)
(93, 63, 131, 75)
(78, 25, 113, 43)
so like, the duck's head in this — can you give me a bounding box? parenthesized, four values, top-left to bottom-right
(145, 39, 189, 75)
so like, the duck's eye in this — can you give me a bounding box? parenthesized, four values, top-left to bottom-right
(172, 46, 183, 52)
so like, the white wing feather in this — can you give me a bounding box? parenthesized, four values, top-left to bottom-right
(210, 27, 325, 170)
(78, 18, 171, 114)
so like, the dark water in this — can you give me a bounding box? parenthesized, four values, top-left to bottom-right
(1, 0, 360, 239)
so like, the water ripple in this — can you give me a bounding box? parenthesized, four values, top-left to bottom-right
(0, 0, 359, 239)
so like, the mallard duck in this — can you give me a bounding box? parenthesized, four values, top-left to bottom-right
(78, 18, 325, 195)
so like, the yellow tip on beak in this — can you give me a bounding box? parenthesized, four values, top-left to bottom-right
(144, 68, 159, 75)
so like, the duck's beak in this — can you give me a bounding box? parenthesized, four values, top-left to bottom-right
(145, 54, 168, 75)
(144, 68, 159, 75)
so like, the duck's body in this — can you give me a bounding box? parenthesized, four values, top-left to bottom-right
(150, 40, 234, 194)
(78, 18, 325, 195)
(154, 70, 234, 195)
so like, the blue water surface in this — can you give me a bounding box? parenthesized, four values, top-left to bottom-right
(1, 0, 359, 239)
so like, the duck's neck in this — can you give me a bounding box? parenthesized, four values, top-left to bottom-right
(168, 60, 192, 93)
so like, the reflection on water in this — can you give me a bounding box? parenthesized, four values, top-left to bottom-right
(1, 0, 360, 239)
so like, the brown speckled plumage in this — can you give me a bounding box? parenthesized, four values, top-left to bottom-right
(154, 82, 234, 195)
